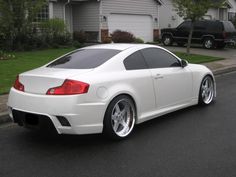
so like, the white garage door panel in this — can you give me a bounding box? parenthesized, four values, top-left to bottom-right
(108, 14, 153, 42)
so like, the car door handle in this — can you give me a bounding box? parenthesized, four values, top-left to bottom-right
(154, 74, 164, 79)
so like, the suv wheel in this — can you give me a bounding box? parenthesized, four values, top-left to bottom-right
(162, 35, 173, 46)
(203, 38, 215, 49)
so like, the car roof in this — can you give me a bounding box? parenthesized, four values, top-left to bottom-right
(83, 43, 155, 51)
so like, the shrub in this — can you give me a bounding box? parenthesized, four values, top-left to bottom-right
(102, 37, 112, 44)
(40, 18, 72, 47)
(111, 30, 135, 43)
(73, 31, 88, 44)
(134, 37, 144, 43)
(0, 51, 15, 60)
(73, 41, 82, 48)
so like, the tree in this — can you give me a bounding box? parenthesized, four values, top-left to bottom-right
(0, 0, 47, 50)
(172, 0, 223, 54)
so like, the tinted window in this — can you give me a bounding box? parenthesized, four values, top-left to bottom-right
(124, 51, 148, 70)
(223, 21, 236, 32)
(207, 21, 223, 32)
(194, 21, 206, 30)
(47, 49, 121, 69)
(177, 21, 191, 30)
(141, 48, 181, 68)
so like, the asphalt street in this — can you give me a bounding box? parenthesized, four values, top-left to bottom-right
(1, 72, 236, 177)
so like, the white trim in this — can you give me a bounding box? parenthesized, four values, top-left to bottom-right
(49, 2, 53, 19)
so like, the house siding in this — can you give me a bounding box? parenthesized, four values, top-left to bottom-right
(72, 1, 100, 32)
(159, 0, 183, 29)
(53, 2, 64, 19)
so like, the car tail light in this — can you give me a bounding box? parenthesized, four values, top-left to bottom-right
(223, 31, 227, 39)
(14, 75, 24, 92)
(46, 79, 89, 95)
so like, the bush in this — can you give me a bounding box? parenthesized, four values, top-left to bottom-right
(111, 30, 135, 43)
(134, 37, 144, 43)
(73, 41, 82, 48)
(0, 51, 15, 60)
(40, 18, 72, 47)
(102, 37, 112, 44)
(73, 31, 88, 44)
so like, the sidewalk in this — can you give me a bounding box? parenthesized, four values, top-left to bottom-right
(1, 58, 236, 124)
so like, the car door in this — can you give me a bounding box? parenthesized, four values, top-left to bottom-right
(141, 48, 193, 109)
(174, 21, 191, 43)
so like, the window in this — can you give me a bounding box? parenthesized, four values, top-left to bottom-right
(207, 21, 223, 32)
(47, 49, 121, 69)
(34, 5, 49, 22)
(228, 12, 236, 22)
(194, 21, 206, 31)
(177, 21, 191, 30)
(223, 21, 236, 32)
(141, 48, 181, 69)
(123, 51, 148, 70)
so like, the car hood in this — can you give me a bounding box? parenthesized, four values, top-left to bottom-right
(19, 67, 93, 94)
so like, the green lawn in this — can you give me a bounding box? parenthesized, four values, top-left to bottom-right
(0, 48, 223, 95)
(174, 52, 223, 64)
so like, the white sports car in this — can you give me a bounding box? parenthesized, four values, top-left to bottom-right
(8, 44, 216, 139)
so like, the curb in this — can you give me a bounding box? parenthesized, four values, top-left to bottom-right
(0, 66, 236, 125)
(0, 111, 11, 125)
(212, 66, 236, 76)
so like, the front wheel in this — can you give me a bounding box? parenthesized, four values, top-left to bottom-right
(198, 76, 215, 105)
(162, 35, 173, 46)
(103, 95, 136, 140)
(203, 38, 215, 49)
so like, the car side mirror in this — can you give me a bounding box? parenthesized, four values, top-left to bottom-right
(181, 59, 188, 68)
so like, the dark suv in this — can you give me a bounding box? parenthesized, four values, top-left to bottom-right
(161, 20, 236, 49)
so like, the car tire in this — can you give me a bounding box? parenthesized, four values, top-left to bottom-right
(203, 37, 215, 49)
(103, 95, 136, 140)
(162, 35, 173, 46)
(198, 75, 214, 105)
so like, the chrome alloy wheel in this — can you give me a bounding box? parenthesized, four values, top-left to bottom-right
(201, 76, 214, 104)
(111, 99, 135, 137)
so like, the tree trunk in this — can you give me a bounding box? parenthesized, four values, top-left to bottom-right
(186, 21, 194, 54)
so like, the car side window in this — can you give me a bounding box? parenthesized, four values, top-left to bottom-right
(177, 21, 191, 30)
(141, 48, 181, 69)
(123, 51, 148, 70)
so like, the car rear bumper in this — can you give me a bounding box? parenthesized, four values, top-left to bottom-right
(7, 88, 106, 135)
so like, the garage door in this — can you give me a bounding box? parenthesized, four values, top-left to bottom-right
(108, 14, 153, 42)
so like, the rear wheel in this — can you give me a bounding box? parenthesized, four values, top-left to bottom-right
(103, 95, 136, 140)
(162, 35, 173, 46)
(198, 76, 214, 105)
(203, 37, 215, 49)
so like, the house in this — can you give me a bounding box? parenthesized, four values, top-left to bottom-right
(159, 0, 236, 29)
(44, 0, 162, 42)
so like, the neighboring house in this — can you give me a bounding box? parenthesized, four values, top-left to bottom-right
(45, 0, 162, 42)
(159, 0, 236, 29)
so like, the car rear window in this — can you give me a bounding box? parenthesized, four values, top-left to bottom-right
(223, 21, 236, 32)
(47, 49, 121, 69)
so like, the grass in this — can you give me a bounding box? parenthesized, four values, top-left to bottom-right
(174, 52, 224, 64)
(0, 48, 223, 95)
(0, 47, 75, 95)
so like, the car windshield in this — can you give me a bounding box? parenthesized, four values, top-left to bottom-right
(47, 49, 121, 69)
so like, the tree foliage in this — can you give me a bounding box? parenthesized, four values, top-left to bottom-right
(172, 0, 224, 53)
(0, 0, 47, 50)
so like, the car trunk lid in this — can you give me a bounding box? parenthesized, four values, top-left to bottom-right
(19, 67, 93, 95)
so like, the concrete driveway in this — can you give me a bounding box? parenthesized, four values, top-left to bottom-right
(162, 45, 236, 60)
